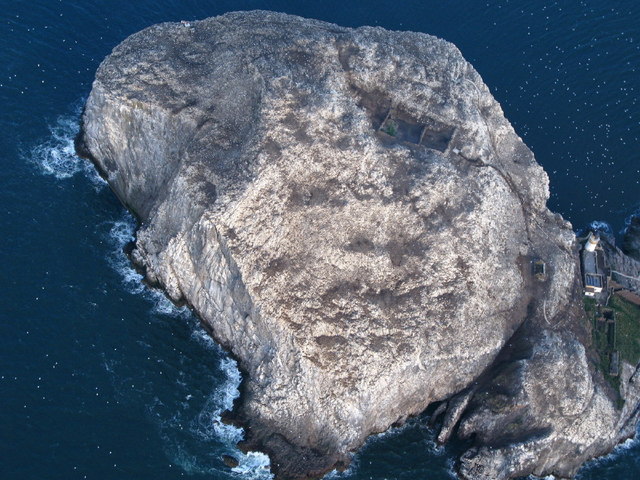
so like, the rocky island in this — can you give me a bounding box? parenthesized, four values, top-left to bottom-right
(76, 11, 640, 479)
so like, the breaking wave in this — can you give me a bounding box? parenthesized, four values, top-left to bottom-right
(28, 106, 105, 189)
(105, 213, 190, 317)
(106, 216, 143, 294)
(623, 210, 640, 233)
(588, 220, 613, 236)
(104, 212, 272, 479)
(576, 433, 640, 479)
(326, 419, 455, 480)
(24, 100, 274, 478)
(184, 349, 272, 478)
(191, 357, 243, 445)
(147, 337, 272, 479)
(232, 452, 272, 479)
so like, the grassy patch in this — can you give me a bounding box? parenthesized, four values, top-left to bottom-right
(585, 297, 620, 397)
(584, 297, 597, 316)
(585, 294, 640, 406)
(382, 119, 398, 136)
(590, 317, 620, 394)
(609, 296, 640, 366)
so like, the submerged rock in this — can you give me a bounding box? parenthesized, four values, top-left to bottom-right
(222, 454, 240, 468)
(77, 11, 640, 479)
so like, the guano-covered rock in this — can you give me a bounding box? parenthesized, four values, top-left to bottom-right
(77, 11, 640, 480)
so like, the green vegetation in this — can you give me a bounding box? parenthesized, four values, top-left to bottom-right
(609, 296, 640, 366)
(585, 294, 640, 405)
(590, 313, 620, 395)
(382, 119, 398, 136)
(584, 297, 597, 316)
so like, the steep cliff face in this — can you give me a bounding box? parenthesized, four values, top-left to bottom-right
(77, 11, 640, 479)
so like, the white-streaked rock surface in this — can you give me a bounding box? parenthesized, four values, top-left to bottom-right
(78, 11, 640, 479)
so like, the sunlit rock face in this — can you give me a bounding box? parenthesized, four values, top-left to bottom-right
(79, 11, 640, 479)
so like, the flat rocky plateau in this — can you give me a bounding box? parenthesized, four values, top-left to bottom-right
(77, 11, 640, 479)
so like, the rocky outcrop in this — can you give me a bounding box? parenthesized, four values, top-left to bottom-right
(597, 231, 640, 292)
(77, 11, 640, 479)
(456, 321, 640, 479)
(623, 215, 640, 261)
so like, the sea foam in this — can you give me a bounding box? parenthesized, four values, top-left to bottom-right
(191, 357, 243, 445)
(36, 105, 271, 479)
(588, 220, 613, 236)
(105, 213, 191, 318)
(105, 214, 272, 478)
(29, 107, 105, 189)
(194, 354, 273, 479)
(622, 210, 640, 235)
(150, 342, 272, 479)
(232, 451, 272, 479)
(576, 432, 640, 478)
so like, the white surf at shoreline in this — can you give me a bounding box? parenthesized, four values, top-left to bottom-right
(28, 106, 106, 189)
(31, 108, 272, 479)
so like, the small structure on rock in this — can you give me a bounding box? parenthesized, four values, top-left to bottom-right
(532, 259, 546, 281)
(585, 231, 600, 252)
(581, 232, 606, 297)
(378, 107, 455, 152)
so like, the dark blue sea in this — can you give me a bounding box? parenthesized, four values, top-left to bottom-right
(1, 1, 638, 479)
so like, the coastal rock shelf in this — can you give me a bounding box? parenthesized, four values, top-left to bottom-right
(77, 11, 640, 479)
